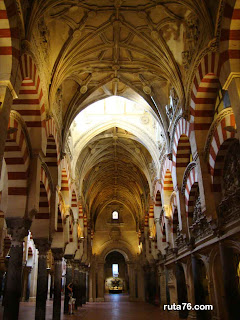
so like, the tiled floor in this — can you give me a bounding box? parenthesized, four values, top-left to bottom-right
(0, 294, 180, 319)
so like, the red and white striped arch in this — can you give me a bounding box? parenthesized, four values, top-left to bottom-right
(184, 167, 198, 217)
(71, 190, 77, 208)
(34, 167, 51, 220)
(0, 0, 20, 82)
(13, 54, 46, 133)
(60, 157, 71, 204)
(40, 166, 51, 202)
(160, 158, 173, 192)
(83, 213, 88, 237)
(148, 204, 154, 228)
(172, 118, 192, 167)
(190, 52, 220, 130)
(4, 114, 30, 216)
(45, 118, 60, 167)
(219, 0, 240, 84)
(144, 212, 149, 227)
(208, 111, 236, 191)
(36, 181, 49, 220)
(79, 204, 84, 222)
(155, 190, 162, 207)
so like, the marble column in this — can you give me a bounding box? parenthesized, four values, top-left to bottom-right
(52, 249, 63, 320)
(34, 239, 51, 320)
(73, 264, 80, 310)
(78, 269, 83, 307)
(86, 270, 89, 302)
(219, 242, 240, 320)
(3, 217, 31, 320)
(63, 257, 73, 314)
(159, 267, 168, 310)
(21, 265, 32, 301)
(128, 263, 136, 301)
(82, 270, 87, 304)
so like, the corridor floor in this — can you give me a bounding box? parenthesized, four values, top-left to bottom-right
(0, 294, 179, 320)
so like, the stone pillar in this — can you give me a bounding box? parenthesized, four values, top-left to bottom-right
(149, 265, 156, 304)
(52, 249, 63, 320)
(176, 263, 189, 319)
(73, 264, 80, 310)
(50, 273, 54, 299)
(177, 190, 188, 235)
(0, 85, 15, 175)
(96, 263, 104, 302)
(128, 262, 136, 301)
(86, 269, 89, 302)
(79, 270, 84, 307)
(219, 242, 240, 320)
(3, 218, 31, 320)
(21, 265, 32, 301)
(82, 269, 87, 304)
(89, 265, 94, 302)
(34, 240, 51, 320)
(63, 258, 73, 314)
(191, 255, 210, 320)
(137, 265, 145, 301)
(159, 267, 168, 309)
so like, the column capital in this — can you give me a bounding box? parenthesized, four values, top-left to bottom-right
(64, 254, 74, 262)
(6, 217, 31, 247)
(34, 238, 51, 256)
(51, 248, 64, 261)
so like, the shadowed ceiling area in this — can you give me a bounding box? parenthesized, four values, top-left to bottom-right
(29, 0, 213, 141)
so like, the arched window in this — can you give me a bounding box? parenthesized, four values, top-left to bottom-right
(112, 211, 119, 220)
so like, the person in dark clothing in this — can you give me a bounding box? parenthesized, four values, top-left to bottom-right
(67, 282, 76, 315)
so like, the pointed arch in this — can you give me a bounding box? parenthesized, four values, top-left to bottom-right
(185, 170, 198, 219)
(207, 110, 236, 183)
(0, 0, 20, 83)
(45, 118, 61, 166)
(4, 111, 30, 216)
(12, 54, 46, 149)
(219, 0, 240, 84)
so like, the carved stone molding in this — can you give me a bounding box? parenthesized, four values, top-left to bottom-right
(181, 161, 196, 195)
(204, 108, 234, 159)
(51, 248, 64, 261)
(10, 110, 32, 157)
(34, 238, 51, 256)
(6, 217, 32, 247)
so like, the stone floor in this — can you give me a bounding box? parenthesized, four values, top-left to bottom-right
(0, 294, 180, 319)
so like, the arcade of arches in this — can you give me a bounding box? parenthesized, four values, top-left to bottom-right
(0, 0, 240, 319)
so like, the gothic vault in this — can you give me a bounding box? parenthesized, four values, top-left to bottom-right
(0, 0, 240, 319)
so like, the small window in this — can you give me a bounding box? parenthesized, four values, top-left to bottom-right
(112, 263, 119, 277)
(112, 211, 119, 220)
